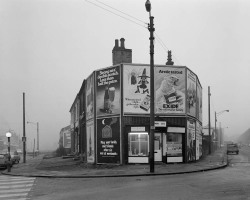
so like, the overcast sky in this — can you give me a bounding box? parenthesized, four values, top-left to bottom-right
(1, 0, 250, 150)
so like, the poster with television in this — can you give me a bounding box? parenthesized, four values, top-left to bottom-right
(187, 69, 197, 117)
(197, 80, 202, 122)
(86, 120, 95, 163)
(86, 73, 94, 121)
(123, 64, 151, 114)
(97, 117, 120, 164)
(187, 119, 196, 162)
(155, 66, 186, 114)
(96, 66, 120, 117)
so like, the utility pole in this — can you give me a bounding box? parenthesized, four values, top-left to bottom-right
(145, 0, 155, 173)
(208, 87, 211, 154)
(23, 92, 26, 163)
(37, 122, 39, 152)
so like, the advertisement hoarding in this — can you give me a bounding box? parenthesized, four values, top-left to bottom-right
(155, 66, 186, 114)
(187, 69, 197, 117)
(96, 66, 120, 117)
(97, 117, 120, 163)
(86, 73, 94, 121)
(87, 120, 95, 163)
(197, 80, 202, 122)
(187, 119, 196, 162)
(123, 65, 151, 114)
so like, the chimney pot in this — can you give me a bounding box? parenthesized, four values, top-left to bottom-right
(115, 39, 119, 48)
(120, 38, 125, 48)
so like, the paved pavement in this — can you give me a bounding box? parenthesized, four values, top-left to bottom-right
(1, 148, 228, 178)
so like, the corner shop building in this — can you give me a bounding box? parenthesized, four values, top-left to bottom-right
(75, 39, 203, 165)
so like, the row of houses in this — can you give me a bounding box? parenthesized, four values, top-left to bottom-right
(59, 38, 207, 164)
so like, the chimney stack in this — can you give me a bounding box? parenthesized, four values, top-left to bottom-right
(166, 50, 174, 65)
(112, 38, 132, 65)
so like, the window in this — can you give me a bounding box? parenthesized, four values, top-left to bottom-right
(166, 133, 182, 157)
(128, 132, 148, 156)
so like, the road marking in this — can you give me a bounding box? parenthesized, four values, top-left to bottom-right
(0, 175, 35, 200)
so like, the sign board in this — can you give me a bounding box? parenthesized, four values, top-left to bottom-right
(155, 121, 166, 127)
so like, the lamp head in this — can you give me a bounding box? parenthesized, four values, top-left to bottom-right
(6, 132, 12, 138)
(145, 0, 151, 12)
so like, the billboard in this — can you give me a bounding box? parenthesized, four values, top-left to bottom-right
(86, 73, 94, 121)
(155, 66, 186, 114)
(187, 119, 196, 162)
(197, 80, 202, 122)
(196, 121, 202, 160)
(96, 66, 120, 117)
(123, 65, 151, 114)
(86, 120, 95, 163)
(187, 69, 197, 117)
(97, 117, 120, 163)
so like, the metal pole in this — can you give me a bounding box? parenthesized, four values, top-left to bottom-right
(7, 137, 11, 172)
(149, 15, 155, 173)
(33, 138, 35, 158)
(215, 112, 217, 149)
(23, 92, 26, 163)
(37, 122, 39, 152)
(208, 87, 211, 154)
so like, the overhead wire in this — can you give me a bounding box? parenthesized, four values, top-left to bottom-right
(84, 0, 182, 65)
(94, 0, 147, 25)
(85, 0, 147, 28)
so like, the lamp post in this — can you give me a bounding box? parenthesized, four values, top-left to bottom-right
(215, 110, 229, 149)
(27, 121, 39, 154)
(6, 132, 12, 172)
(145, 0, 155, 173)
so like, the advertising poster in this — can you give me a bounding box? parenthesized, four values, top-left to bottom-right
(86, 120, 95, 163)
(96, 66, 120, 117)
(155, 66, 186, 114)
(197, 80, 202, 122)
(196, 122, 202, 160)
(97, 117, 120, 163)
(86, 73, 94, 121)
(187, 69, 197, 117)
(123, 65, 151, 114)
(63, 132, 71, 149)
(187, 119, 196, 162)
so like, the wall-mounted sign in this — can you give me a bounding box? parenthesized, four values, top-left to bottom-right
(123, 65, 151, 114)
(155, 66, 186, 114)
(155, 121, 166, 127)
(96, 66, 120, 117)
(97, 117, 120, 163)
(131, 127, 146, 132)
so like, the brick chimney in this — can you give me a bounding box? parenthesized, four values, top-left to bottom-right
(112, 38, 132, 65)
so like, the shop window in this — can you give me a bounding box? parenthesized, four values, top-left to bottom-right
(166, 133, 182, 157)
(128, 132, 148, 156)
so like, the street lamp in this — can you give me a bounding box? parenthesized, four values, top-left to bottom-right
(145, 0, 155, 173)
(27, 121, 39, 154)
(6, 132, 12, 172)
(215, 110, 229, 149)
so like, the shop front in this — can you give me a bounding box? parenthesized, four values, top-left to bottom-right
(126, 121, 185, 164)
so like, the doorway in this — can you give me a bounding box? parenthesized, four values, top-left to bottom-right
(154, 133, 162, 161)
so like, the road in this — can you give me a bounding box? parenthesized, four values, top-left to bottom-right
(2, 147, 250, 200)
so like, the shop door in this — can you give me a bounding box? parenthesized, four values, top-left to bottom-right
(154, 133, 162, 161)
